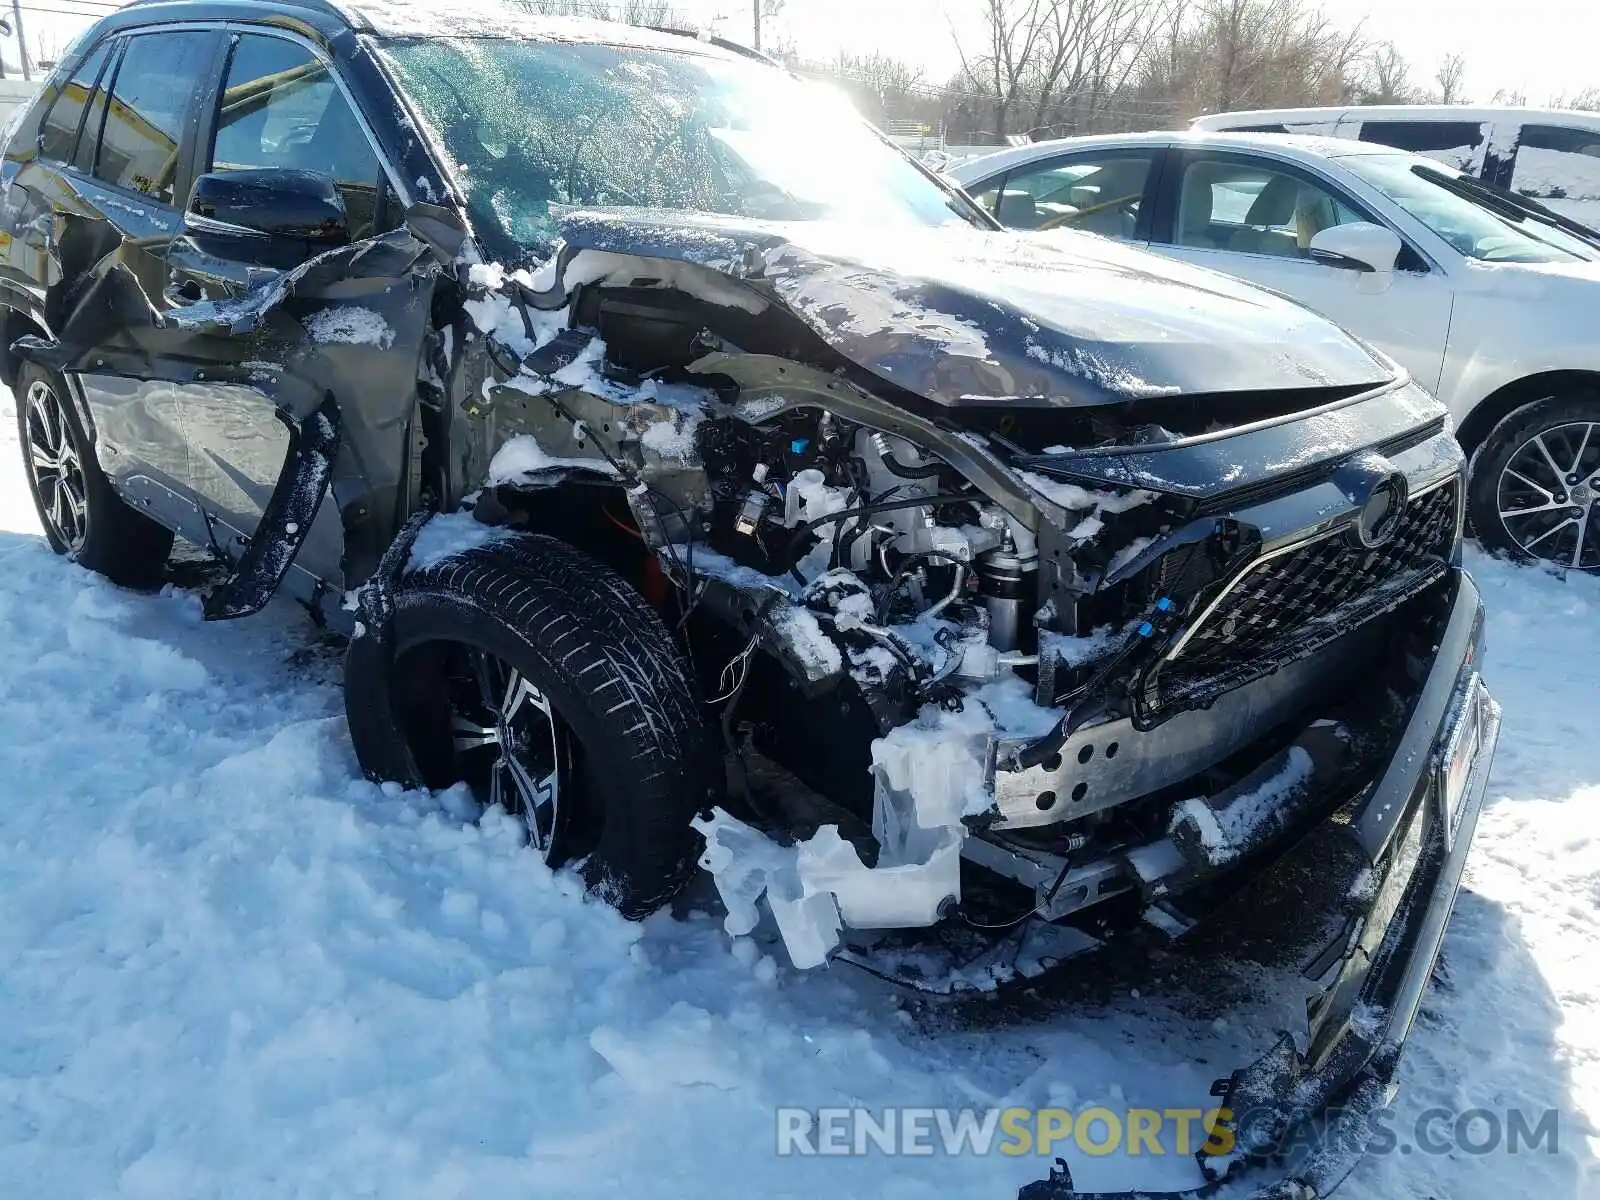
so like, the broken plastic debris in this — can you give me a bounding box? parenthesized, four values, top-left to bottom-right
(693, 795, 965, 970)
(693, 810, 841, 969)
(797, 825, 961, 930)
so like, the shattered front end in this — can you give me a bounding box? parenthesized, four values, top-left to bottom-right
(672, 362, 1483, 984)
(448, 214, 1497, 1194)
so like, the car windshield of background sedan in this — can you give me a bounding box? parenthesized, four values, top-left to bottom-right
(378, 37, 980, 260)
(1343, 153, 1597, 264)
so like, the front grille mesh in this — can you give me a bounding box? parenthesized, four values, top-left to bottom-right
(1156, 479, 1459, 706)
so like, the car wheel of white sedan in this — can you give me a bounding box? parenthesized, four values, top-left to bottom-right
(1468, 394, 1600, 571)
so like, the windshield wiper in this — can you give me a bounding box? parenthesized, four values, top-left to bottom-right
(1414, 163, 1600, 251)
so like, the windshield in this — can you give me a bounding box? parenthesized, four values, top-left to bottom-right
(378, 38, 979, 260)
(1342, 153, 1595, 264)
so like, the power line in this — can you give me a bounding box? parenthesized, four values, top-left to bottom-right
(10, 2, 123, 21)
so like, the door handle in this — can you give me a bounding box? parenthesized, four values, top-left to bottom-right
(164, 278, 205, 306)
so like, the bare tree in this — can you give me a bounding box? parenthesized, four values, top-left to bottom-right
(954, 0, 1054, 138)
(1357, 41, 1418, 104)
(1491, 86, 1529, 106)
(1148, 0, 1365, 117)
(833, 51, 928, 117)
(954, 0, 1181, 139)
(942, 0, 1369, 142)
(1026, 0, 1179, 133)
(1432, 52, 1467, 104)
(1551, 87, 1600, 111)
(31, 26, 63, 70)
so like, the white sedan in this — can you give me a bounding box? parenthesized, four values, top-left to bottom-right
(950, 131, 1600, 570)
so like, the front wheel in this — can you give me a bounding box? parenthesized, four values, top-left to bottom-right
(14, 363, 173, 585)
(344, 533, 718, 917)
(1468, 392, 1600, 571)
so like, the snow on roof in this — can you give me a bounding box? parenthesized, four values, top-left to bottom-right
(333, 0, 735, 55)
(948, 130, 1402, 186)
(1223, 133, 1400, 158)
(1194, 105, 1600, 130)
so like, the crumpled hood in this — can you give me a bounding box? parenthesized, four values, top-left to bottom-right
(552, 211, 1395, 407)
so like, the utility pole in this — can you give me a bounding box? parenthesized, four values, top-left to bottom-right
(10, 0, 27, 81)
(752, 0, 761, 51)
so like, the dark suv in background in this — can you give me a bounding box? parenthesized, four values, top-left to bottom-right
(0, 4, 1499, 1196)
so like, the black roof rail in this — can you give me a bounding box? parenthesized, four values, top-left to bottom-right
(121, 0, 350, 19)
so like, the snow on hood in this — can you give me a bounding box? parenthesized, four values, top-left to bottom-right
(1463, 252, 1600, 290)
(552, 210, 1396, 407)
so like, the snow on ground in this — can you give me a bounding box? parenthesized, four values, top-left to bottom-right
(0, 395, 1595, 1198)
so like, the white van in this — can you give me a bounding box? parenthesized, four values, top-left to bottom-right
(1191, 105, 1600, 226)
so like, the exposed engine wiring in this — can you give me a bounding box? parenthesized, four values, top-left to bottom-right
(784, 491, 973, 585)
(709, 632, 761, 704)
(877, 548, 970, 623)
(603, 506, 645, 540)
(870, 431, 944, 480)
(528, 387, 701, 605)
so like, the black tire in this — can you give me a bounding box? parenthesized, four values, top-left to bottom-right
(345, 533, 718, 918)
(14, 362, 173, 586)
(1467, 390, 1600, 570)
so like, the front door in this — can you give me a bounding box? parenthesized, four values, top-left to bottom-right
(1151, 151, 1455, 394)
(35, 28, 224, 535)
(161, 28, 400, 584)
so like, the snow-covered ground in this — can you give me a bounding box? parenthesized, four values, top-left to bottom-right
(0, 396, 1594, 1200)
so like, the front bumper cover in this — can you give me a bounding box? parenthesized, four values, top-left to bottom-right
(1020, 570, 1501, 1200)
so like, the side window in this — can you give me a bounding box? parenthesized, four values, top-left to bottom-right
(968, 180, 1003, 215)
(1174, 158, 1368, 259)
(92, 30, 215, 204)
(73, 42, 118, 176)
(1512, 125, 1600, 206)
(210, 34, 389, 239)
(1357, 120, 1485, 171)
(39, 41, 111, 162)
(987, 153, 1153, 239)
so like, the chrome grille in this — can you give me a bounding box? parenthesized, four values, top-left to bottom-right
(1156, 478, 1459, 707)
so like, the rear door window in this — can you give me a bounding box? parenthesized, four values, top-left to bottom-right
(1511, 124, 1600, 212)
(39, 41, 111, 162)
(208, 33, 389, 239)
(91, 30, 216, 204)
(72, 42, 119, 176)
(1356, 120, 1485, 171)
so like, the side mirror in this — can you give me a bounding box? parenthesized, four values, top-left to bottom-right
(186, 169, 351, 253)
(1308, 221, 1403, 273)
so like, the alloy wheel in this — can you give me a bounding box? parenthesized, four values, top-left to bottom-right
(23, 379, 89, 553)
(1496, 420, 1600, 570)
(444, 646, 568, 857)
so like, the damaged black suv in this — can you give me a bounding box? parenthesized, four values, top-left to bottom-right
(1, 2, 1500, 1196)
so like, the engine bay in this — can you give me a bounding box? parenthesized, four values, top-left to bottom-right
(448, 254, 1465, 984)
